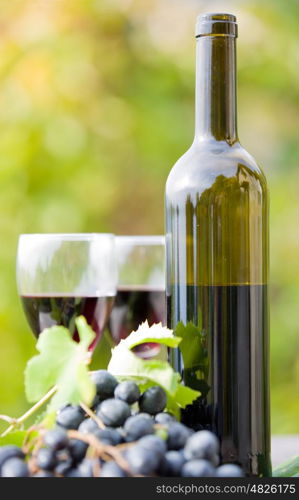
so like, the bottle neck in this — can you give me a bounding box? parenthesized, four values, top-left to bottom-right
(194, 35, 238, 144)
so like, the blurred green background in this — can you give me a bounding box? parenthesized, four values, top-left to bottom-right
(0, 0, 298, 434)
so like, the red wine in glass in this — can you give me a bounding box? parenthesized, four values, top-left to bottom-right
(108, 286, 166, 358)
(21, 295, 114, 351)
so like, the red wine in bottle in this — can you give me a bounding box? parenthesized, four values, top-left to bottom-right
(21, 295, 114, 351)
(165, 13, 271, 476)
(108, 286, 166, 358)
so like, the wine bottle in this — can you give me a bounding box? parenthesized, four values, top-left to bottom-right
(165, 13, 271, 476)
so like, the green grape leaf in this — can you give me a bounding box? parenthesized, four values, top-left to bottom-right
(108, 322, 200, 414)
(120, 321, 182, 350)
(164, 380, 202, 419)
(25, 316, 96, 411)
(273, 455, 299, 477)
(173, 383, 201, 408)
(0, 430, 28, 447)
(174, 321, 206, 370)
(174, 321, 209, 393)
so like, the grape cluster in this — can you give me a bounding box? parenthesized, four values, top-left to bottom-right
(0, 371, 244, 478)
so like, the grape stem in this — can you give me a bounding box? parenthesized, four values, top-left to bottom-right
(79, 401, 105, 429)
(67, 429, 133, 475)
(0, 415, 17, 424)
(0, 386, 57, 438)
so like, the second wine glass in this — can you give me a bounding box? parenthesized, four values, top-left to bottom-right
(108, 235, 166, 358)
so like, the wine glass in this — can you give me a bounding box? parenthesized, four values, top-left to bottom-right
(17, 233, 117, 350)
(108, 235, 166, 359)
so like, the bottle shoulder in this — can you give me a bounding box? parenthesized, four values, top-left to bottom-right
(165, 140, 267, 201)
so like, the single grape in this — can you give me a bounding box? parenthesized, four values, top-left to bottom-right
(43, 428, 69, 451)
(166, 422, 192, 450)
(154, 412, 176, 425)
(100, 461, 127, 477)
(91, 370, 118, 400)
(114, 381, 140, 405)
(65, 468, 81, 477)
(33, 471, 54, 477)
(78, 417, 99, 435)
(216, 464, 244, 477)
(1, 458, 29, 477)
(36, 447, 57, 471)
(97, 399, 131, 427)
(55, 461, 72, 476)
(94, 428, 123, 446)
(126, 444, 162, 475)
(124, 414, 154, 442)
(78, 458, 97, 477)
(138, 435, 167, 456)
(184, 430, 219, 461)
(139, 386, 167, 415)
(56, 405, 85, 430)
(0, 446, 24, 475)
(159, 450, 186, 477)
(115, 427, 126, 440)
(136, 412, 154, 420)
(69, 439, 88, 463)
(181, 459, 215, 477)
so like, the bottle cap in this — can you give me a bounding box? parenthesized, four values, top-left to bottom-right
(196, 13, 238, 38)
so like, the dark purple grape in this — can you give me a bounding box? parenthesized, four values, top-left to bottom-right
(124, 414, 154, 442)
(216, 464, 244, 477)
(182, 459, 215, 477)
(33, 471, 55, 477)
(114, 381, 140, 405)
(65, 468, 81, 477)
(94, 428, 123, 446)
(159, 450, 186, 476)
(78, 417, 99, 435)
(55, 461, 72, 476)
(1, 458, 29, 477)
(96, 399, 131, 427)
(184, 430, 219, 461)
(126, 445, 161, 475)
(91, 370, 118, 400)
(43, 428, 69, 451)
(139, 386, 167, 415)
(0, 446, 24, 475)
(78, 458, 98, 477)
(36, 447, 57, 471)
(56, 405, 85, 430)
(166, 422, 192, 450)
(69, 439, 88, 463)
(155, 412, 176, 424)
(100, 461, 127, 477)
(138, 435, 167, 456)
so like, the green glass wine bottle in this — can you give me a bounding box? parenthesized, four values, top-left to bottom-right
(165, 13, 271, 477)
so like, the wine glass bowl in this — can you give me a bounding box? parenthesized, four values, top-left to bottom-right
(17, 233, 117, 350)
(108, 235, 166, 359)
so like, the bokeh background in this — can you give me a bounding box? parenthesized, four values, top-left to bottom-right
(0, 0, 298, 434)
